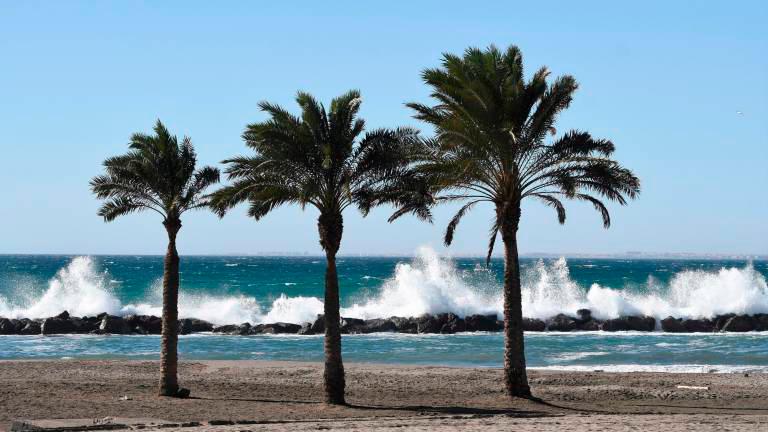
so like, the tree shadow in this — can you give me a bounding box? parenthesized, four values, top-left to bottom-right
(188, 396, 317, 405)
(346, 403, 556, 418)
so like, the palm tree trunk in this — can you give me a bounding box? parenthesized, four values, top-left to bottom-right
(501, 223, 531, 398)
(318, 212, 345, 405)
(159, 218, 181, 397)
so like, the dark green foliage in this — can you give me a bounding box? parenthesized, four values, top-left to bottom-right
(90, 120, 220, 223)
(211, 90, 430, 224)
(408, 45, 640, 263)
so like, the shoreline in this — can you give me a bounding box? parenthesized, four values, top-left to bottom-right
(2, 360, 767, 431)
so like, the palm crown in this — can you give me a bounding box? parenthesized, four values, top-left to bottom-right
(91, 120, 220, 225)
(211, 90, 429, 239)
(408, 45, 640, 262)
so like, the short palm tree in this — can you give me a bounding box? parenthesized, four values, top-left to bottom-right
(408, 45, 640, 398)
(90, 120, 220, 397)
(211, 90, 428, 404)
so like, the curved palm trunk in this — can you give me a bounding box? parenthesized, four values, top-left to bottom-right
(159, 218, 181, 397)
(318, 213, 346, 405)
(501, 222, 531, 398)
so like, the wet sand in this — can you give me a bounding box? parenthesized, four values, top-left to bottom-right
(1, 360, 767, 431)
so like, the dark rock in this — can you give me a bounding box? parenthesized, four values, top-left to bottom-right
(340, 317, 366, 334)
(601, 315, 655, 332)
(390, 316, 417, 333)
(362, 318, 397, 333)
(179, 318, 214, 335)
(437, 313, 465, 334)
(546, 314, 581, 331)
(754, 314, 768, 331)
(98, 315, 132, 334)
(310, 315, 325, 334)
(661, 317, 714, 333)
(713, 314, 736, 331)
(72, 317, 100, 333)
(18, 319, 41, 335)
(41, 316, 75, 335)
(213, 323, 251, 335)
(55, 311, 70, 320)
(297, 322, 314, 335)
(464, 314, 500, 332)
(523, 318, 546, 332)
(126, 315, 162, 334)
(660, 317, 683, 332)
(720, 315, 756, 332)
(176, 387, 191, 398)
(576, 309, 592, 322)
(258, 322, 301, 334)
(416, 314, 441, 334)
(0, 318, 18, 335)
(578, 319, 602, 331)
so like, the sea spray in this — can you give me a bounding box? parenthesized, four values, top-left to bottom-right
(0, 250, 767, 324)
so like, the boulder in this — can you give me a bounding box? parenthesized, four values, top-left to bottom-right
(340, 318, 366, 334)
(41, 316, 75, 335)
(362, 318, 397, 333)
(390, 316, 418, 333)
(213, 323, 252, 335)
(660, 317, 684, 332)
(546, 314, 581, 331)
(310, 315, 325, 334)
(464, 314, 500, 332)
(601, 315, 655, 332)
(179, 318, 214, 335)
(72, 316, 100, 333)
(437, 313, 466, 334)
(522, 318, 546, 332)
(720, 315, 756, 332)
(18, 319, 41, 335)
(99, 315, 132, 334)
(576, 309, 593, 322)
(713, 314, 736, 331)
(127, 315, 163, 334)
(416, 314, 441, 334)
(754, 314, 768, 331)
(297, 322, 314, 335)
(661, 317, 714, 333)
(578, 319, 602, 331)
(0, 318, 18, 335)
(257, 322, 301, 334)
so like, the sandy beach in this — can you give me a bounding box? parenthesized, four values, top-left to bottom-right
(1, 360, 767, 431)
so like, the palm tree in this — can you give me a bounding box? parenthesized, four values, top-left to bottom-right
(90, 120, 220, 397)
(211, 90, 429, 404)
(407, 45, 640, 398)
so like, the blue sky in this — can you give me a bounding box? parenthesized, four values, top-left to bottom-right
(1, 1, 766, 256)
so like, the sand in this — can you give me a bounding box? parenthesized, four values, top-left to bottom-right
(1, 360, 767, 431)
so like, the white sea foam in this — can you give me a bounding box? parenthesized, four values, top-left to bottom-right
(1, 250, 766, 325)
(530, 364, 768, 373)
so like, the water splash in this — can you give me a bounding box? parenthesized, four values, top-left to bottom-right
(1, 251, 767, 324)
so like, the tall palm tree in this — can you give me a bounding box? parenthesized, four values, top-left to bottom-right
(90, 120, 220, 397)
(408, 45, 640, 398)
(211, 90, 429, 405)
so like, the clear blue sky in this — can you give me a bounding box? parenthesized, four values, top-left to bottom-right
(1, 1, 766, 256)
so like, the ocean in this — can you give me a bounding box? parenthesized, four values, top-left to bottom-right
(1, 248, 767, 372)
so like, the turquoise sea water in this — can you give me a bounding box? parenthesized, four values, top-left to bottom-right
(1, 251, 767, 371)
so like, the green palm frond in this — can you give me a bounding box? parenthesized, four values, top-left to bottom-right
(409, 45, 640, 259)
(211, 91, 431, 238)
(91, 120, 220, 223)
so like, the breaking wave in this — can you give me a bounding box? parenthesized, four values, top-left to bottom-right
(0, 249, 766, 325)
